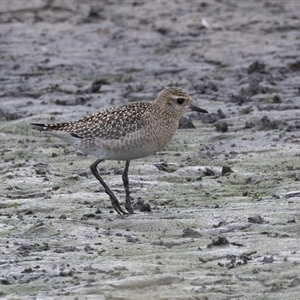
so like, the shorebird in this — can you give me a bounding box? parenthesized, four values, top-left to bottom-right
(31, 87, 208, 214)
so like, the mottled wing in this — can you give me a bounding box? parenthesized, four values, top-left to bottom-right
(32, 102, 152, 140)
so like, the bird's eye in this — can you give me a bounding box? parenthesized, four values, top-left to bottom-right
(176, 98, 185, 105)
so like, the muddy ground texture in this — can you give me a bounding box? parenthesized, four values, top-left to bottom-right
(1, 1, 300, 299)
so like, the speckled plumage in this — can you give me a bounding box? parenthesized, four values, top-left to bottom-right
(45, 102, 149, 140)
(31, 87, 208, 214)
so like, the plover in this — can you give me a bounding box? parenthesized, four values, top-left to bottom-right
(31, 87, 208, 214)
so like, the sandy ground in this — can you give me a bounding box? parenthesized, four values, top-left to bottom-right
(1, 1, 300, 299)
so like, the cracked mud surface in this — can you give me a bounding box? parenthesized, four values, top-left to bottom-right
(1, 1, 300, 299)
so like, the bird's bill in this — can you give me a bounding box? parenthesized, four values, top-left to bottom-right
(190, 104, 208, 114)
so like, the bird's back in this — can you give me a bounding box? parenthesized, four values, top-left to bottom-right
(32, 101, 163, 160)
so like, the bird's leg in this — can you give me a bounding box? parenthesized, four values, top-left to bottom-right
(90, 159, 127, 215)
(122, 160, 134, 214)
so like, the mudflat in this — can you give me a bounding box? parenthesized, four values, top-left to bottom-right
(1, 1, 300, 299)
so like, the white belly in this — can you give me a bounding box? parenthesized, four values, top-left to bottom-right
(73, 134, 160, 161)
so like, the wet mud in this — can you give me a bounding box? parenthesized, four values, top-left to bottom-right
(1, 1, 300, 299)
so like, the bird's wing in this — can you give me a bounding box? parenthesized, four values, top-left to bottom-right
(31, 102, 151, 140)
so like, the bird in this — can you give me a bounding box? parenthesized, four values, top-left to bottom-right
(31, 87, 208, 215)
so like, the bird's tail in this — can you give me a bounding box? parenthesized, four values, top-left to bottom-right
(31, 123, 49, 131)
(31, 122, 74, 131)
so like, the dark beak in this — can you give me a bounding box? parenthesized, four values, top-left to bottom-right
(190, 104, 208, 114)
